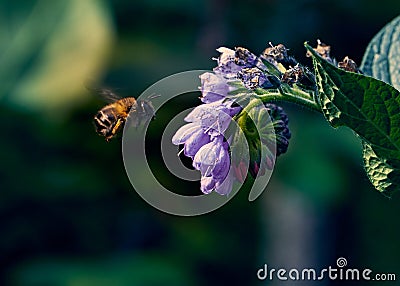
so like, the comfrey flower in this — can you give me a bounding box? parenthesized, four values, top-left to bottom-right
(199, 72, 231, 103)
(173, 44, 293, 195)
(193, 136, 230, 194)
(172, 99, 239, 195)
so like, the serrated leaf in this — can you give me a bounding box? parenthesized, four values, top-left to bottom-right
(305, 42, 400, 195)
(362, 140, 400, 197)
(360, 15, 400, 90)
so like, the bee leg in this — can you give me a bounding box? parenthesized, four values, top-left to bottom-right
(105, 118, 124, 141)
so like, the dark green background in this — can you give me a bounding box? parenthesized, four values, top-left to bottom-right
(0, 0, 399, 285)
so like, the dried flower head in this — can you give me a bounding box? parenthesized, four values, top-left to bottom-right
(338, 56, 361, 73)
(282, 64, 304, 85)
(237, 67, 273, 89)
(234, 47, 258, 67)
(307, 39, 332, 63)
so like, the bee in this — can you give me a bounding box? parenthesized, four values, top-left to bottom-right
(91, 87, 156, 141)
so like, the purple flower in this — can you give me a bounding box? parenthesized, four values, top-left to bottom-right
(185, 100, 239, 133)
(172, 98, 240, 195)
(199, 72, 231, 103)
(193, 136, 233, 195)
(172, 44, 293, 195)
(171, 122, 210, 158)
(194, 136, 229, 178)
(200, 176, 216, 194)
(214, 169, 235, 195)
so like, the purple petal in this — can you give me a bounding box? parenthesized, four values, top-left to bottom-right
(172, 122, 202, 145)
(193, 141, 217, 176)
(223, 100, 242, 116)
(215, 170, 234, 195)
(200, 176, 216, 194)
(211, 142, 230, 180)
(184, 102, 234, 134)
(199, 72, 230, 103)
(184, 129, 210, 158)
(212, 156, 229, 180)
(193, 136, 228, 177)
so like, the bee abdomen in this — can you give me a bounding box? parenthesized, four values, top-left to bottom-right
(94, 108, 117, 137)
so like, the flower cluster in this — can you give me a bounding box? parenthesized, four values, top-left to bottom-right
(173, 45, 294, 195)
(172, 100, 239, 195)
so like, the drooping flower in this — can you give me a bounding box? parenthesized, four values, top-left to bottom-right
(193, 136, 229, 180)
(172, 98, 240, 195)
(214, 168, 235, 195)
(173, 44, 294, 195)
(199, 72, 231, 103)
(172, 122, 210, 158)
(184, 99, 240, 132)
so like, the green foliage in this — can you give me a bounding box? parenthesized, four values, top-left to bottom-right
(359, 15, 400, 195)
(361, 15, 400, 90)
(363, 141, 400, 196)
(305, 43, 400, 196)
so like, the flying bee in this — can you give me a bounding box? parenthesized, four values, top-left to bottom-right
(91, 87, 156, 141)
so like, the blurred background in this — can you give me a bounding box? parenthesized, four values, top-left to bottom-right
(1, 0, 400, 285)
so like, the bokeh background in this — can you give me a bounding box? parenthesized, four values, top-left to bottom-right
(1, 0, 400, 285)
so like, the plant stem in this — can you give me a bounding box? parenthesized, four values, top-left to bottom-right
(252, 87, 322, 113)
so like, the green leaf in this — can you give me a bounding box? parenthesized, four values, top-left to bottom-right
(305, 42, 400, 195)
(362, 141, 400, 196)
(361, 15, 400, 90)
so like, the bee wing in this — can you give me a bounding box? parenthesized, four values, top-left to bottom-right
(85, 81, 122, 103)
(96, 88, 122, 103)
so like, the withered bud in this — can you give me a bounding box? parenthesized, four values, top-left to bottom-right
(338, 56, 360, 73)
(306, 39, 332, 62)
(263, 43, 289, 61)
(282, 64, 304, 84)
(234, 47, 258, 67)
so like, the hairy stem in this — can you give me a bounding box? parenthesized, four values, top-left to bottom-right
(253, 87, 321, 113)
